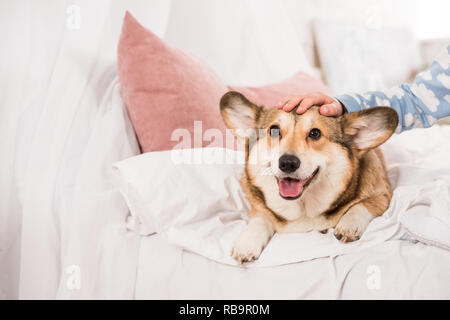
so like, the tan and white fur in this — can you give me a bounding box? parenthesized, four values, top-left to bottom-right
(220, 91, 398, 263)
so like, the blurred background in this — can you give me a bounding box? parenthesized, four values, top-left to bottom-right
(122, 0, 450, 93)
(282, 0, 450, 93)
(1, 0, 449, 93)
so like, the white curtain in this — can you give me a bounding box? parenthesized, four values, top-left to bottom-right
(164, 0, 311, 86)
(0, 0, 313, 299)
(0, 0, 170, 299)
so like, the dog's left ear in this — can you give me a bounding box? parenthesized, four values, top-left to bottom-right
(341, 107, 398, 151)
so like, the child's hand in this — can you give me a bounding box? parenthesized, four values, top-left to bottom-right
(275, 92, 344, 116)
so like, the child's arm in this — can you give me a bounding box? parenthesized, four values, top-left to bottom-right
(278, 44, 450, 133)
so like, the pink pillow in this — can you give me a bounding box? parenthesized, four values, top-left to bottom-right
(118, 12, 331, 153)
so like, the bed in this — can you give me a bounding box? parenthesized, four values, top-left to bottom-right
(135, 235, 450, 299)
(1, 0, 449, 300)
(129, 122, 450, 300)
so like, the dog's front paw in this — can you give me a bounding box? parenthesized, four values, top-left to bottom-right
(231, 233, 264, 263)
(231, 229, 268, 263)
(334, 224, 362, 243)
(334, 205, 373, 243)
(231, 216, 273, 264)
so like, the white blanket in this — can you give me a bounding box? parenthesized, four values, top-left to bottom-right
(114, 125, 450, 267)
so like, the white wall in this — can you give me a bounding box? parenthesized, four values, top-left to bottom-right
(415, 0, 450, 40)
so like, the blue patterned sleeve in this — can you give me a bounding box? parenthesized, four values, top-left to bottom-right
(335, 44, 450, 133)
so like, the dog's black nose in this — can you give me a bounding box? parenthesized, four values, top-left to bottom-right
(279, 154, 300, 173)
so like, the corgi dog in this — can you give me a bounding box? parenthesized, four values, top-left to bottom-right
(220, 91, 398, 263)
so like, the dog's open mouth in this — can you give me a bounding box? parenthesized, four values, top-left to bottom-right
(277, 167, 319, 200)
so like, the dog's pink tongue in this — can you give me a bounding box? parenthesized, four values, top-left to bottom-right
(279, 178, 303, 198)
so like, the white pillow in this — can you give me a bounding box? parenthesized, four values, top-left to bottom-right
(313, 20, 422, 93)
(112, 148, 250, 264)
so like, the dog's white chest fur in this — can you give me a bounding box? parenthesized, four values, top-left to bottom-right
(266, 192, 304, 220)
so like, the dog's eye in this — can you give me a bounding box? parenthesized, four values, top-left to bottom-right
(308, 128, 321, 140)
(269, 125, 281, 138)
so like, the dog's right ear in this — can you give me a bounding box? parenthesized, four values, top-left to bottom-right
(220, 91, 261, 141)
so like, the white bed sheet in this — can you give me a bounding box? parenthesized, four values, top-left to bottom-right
(135, 234, 450, 299)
